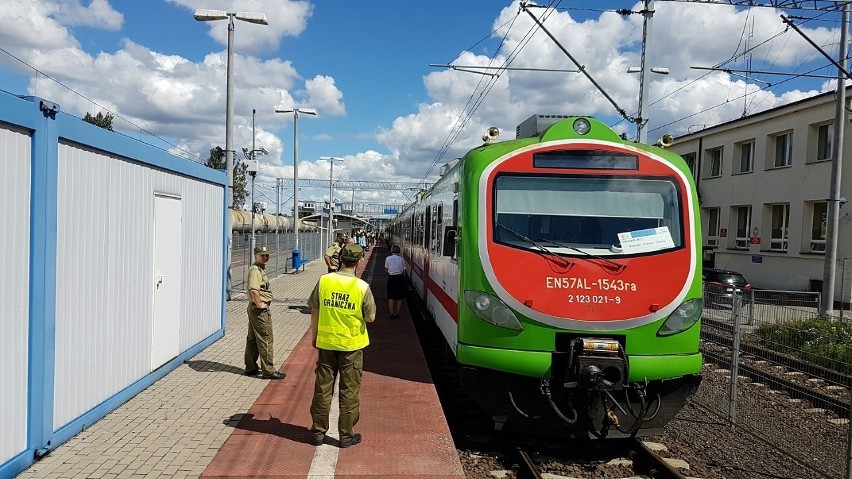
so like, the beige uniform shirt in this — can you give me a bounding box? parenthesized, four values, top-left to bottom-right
(247, 263, 273, 302)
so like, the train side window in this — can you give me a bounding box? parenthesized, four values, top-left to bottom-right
(435, 203, 443, 253)
(423, 208, 431, 249)
(443, 227, 456, 257)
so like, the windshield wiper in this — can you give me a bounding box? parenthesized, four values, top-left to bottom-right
(536, 237, 626, 274)
(495, 222, 573, 270)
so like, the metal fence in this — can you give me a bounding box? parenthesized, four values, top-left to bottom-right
(700, 288, 851, 479)
(228, 231, 326, 294)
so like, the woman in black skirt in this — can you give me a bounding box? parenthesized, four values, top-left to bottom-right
(384, 245, 406, 318)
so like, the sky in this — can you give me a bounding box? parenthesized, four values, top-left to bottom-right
(0, 0, 847, 212)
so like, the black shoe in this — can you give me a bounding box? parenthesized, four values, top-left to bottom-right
(339, 433, 362, 448)
(243, 369, 259, 376)
(261, 371, 285, 380)
(310, 435, 324, 446)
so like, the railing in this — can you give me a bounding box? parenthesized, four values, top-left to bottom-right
(228, 231, 325, 295)
(700, 288, 850, 479)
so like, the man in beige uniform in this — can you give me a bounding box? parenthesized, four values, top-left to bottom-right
(323, 233, 345, 273)
(244, 245, 284, 380)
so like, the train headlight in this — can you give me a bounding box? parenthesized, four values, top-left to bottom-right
(657, 298, 703, 336)
(572, 118, 591, 135)
(464, 291, 523, 331)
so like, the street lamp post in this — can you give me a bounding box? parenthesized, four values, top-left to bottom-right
(194, 8, 267, 299)
(274, 107, 317, 255)
(243, 145, 268, 255)
(320, 156, 343, 248)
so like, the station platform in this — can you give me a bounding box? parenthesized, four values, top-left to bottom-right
(17, 245, 465, 479)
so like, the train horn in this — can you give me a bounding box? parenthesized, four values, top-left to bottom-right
(657, 133, 674, 148)
(482, 126, 500, 144)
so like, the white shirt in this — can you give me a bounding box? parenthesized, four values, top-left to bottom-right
(385, 254, 405, 275)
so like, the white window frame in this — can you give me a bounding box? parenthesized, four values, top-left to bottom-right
(708, 147, 723, 178)
(769, 203, 789, 252)
(773, 132, 793, 168)
(735, 206, 752, 249)
(736, 141, 754, 174)
(811, 201, 827, 253)
(705, 207, 720, 247)
(817, 123, 833, 162)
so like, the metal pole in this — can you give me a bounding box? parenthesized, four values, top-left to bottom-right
(637, 0, 654, 144)
(821, 2, 848, 317)
(224, 15, 236, 299)
(250, 172, 256, 254)
(329, 161, 335, 246)
(352, 187, 356, 216)
(293, 110, 300, 252)
(250, 109, 256, 255)
(729, 294, 743, 427)
(276, 178, 280, 274)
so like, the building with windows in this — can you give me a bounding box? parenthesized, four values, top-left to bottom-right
(669, 87, 850, 294)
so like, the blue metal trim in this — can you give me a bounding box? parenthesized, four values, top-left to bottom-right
(0, 449, 34, 479)
(26, 95, 59, 463)
(51, 329, 224, 447)
(222, 195, 229, 329)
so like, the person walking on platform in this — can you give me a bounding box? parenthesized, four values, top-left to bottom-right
(307, 243, 376, 448)
(384, 244, 405, 318)
(244, 245, 285, 380)
(324, 233, 345, 273)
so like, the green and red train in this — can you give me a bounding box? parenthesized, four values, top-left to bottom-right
(386, 116, 702, 438)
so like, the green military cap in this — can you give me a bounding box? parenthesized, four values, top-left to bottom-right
(340, 244, 363, 261)
(254, 245, 270, 255)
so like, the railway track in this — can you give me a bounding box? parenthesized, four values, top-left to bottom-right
(701, 320, 849, 418)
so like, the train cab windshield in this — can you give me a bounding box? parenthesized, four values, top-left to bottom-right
(493, 175, 683, 257)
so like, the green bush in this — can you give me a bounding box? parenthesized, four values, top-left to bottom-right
(753, 316, 852, 374)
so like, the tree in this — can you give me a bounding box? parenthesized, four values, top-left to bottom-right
(205, 147, 249, 209)
(82, 111, 114, 131)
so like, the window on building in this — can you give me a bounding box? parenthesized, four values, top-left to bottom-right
(708, 147, 723, 177)
(705, 207, 720, 247)
(770, 203, 789, 251)
(817, 123, 833, 161)
(735, 141, 754, 174)
(773, 132, 793, 168)
(811, 201, 827, 253)
(735, 206, 751, 249)
(682, 152, 697, 177)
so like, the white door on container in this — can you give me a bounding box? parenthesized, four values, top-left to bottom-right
(151, 194, 182, 370)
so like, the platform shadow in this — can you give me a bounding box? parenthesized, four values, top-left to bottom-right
(186, 360, 246, 375)
(223, 413, 316, 445)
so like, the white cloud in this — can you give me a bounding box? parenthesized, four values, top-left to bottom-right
(369, 0, 839, 177)
(168, 0, 312, 55)
(55, 0, 123, 30)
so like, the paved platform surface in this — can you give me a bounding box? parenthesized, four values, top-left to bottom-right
(17, 245, 464, 479)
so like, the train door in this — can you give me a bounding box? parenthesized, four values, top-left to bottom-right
(151, 194, 182, 370)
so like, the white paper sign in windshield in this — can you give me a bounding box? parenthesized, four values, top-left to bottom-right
(617, 227, 675, 254)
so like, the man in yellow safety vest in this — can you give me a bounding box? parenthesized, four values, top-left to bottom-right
(307, 243, 376, 448)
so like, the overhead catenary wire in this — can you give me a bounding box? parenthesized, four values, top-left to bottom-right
(419, 0, 563, 182)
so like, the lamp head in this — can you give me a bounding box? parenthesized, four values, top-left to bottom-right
(194, 9, 229, 21)
(234, 11, 268, 25)
(259, 147, 269, 155)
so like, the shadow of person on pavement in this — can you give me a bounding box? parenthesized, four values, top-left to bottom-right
(223, 413, 314, 445)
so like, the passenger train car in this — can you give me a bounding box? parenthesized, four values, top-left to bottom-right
(386, 116, 702, 438)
